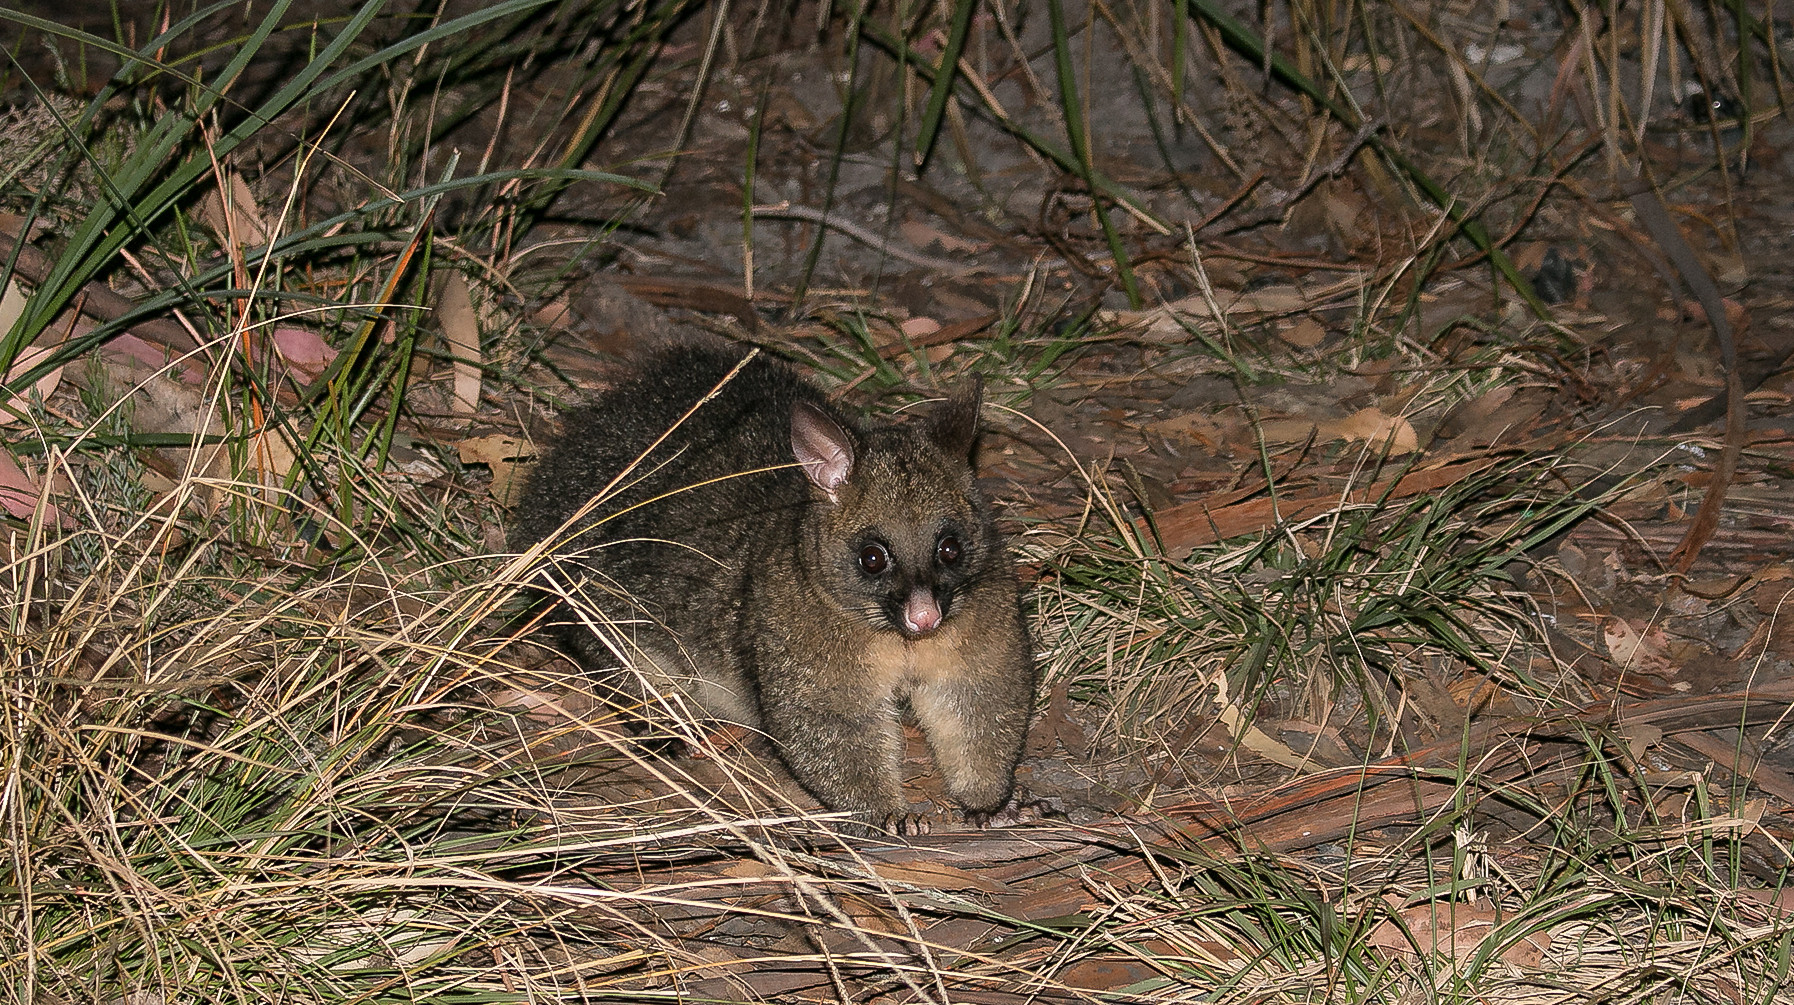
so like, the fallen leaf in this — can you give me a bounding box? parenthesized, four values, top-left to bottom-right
(1058, 957, 1156, 990)
(437, 274, 482, 416)
(1, 344, 64, 429)
(1618, 722, 1663, 762)
(1736, 886, 1794, 919)
(129, 374, 295, 511)
(719, 859, 775, 879)
(900, 315, 942, 338)
(1370, 901, 1548, 967)
(458, 433, 536, 506)
(1601, 616, 1677, 675)
(898, 219, 986, 254)
(265, 326, 337, 381)
(103, 332, 182, 373)
(1256, 417, 1319, 444)
(1753, 580, 1794, 615)
(1213, 673, 1311, 771)
(0, 275, 28, 343)
(1277, 316, 1326, 348)
(199, 171, 270, 249)
(1147, 410, 1229, 453)
(1027, 678, 1088, 757)
(1323, 407, 1419, 453)
(0, 450, 52, 521)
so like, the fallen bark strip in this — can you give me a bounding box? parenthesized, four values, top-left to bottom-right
(565, 680, 1794, 985)
(611, 274, 768, 329)
(593, 682, 1794, 902)
(1152, 455, 1504, 551)
(0, 218, 207, 358)
(873, 680, 1794, 870)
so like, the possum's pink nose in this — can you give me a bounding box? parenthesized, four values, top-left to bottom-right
(904, 590, 942, 634)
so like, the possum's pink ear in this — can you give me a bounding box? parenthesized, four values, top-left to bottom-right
(928, 374, 983, 462)
(791, 401, 856, 502)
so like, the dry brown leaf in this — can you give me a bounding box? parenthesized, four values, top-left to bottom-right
(0, 450, 55, 522)
(1446, 674, 1501, 710)
(1212, 674, 1310, 771)
(264, 326, 337, 381)
(1618, 722, 1664, 762)
(458, 434, 535, 507)
(1753, 580, 1794, 615)
(129, 375, 294, 511)
(1600, 617, 1647, 664)
(199, 171, 270, 249)
(1370, 902, 1548, 967)
(0, 275, 28, 342)
(1277, 316, 1326, 348)
(1058, 957, 1156, 990)
(1027, 679, 1088, 758)
(1256, 417, 1318, 444)
(897, 219, 986, 254)
(437, 274, 482, 416)
(1, 280, 64, 426)
(1601, 617, 1678, 675)
(1736, 885, 1794, 919)
(900, 315, 942, 338)
(1609, 477, 1673, 518)
(1323, 407, 1419, 454)
(1147, 410, 1230, 453)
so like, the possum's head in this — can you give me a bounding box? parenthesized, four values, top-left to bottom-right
(790, 378, 1001, 639)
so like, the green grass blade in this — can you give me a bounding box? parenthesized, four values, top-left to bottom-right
(912, 0, 976, 170)
(1045, 0, 1140, 308)
(1180, 0, 1549, 316)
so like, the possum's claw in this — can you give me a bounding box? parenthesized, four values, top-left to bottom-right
(883, 811, 939, 837)
(966, 797, 1061, 829)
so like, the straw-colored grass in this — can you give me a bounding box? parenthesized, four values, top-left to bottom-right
(4, 0, 1792, 1001)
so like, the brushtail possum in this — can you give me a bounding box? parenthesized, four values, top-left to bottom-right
(508, 345, 1035, 825)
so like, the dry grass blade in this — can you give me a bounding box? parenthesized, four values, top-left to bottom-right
(5, 0, 1794, 1000)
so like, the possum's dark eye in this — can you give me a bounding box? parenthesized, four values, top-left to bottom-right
(936, 536, 962, 565)
(858, 543, 889, 574)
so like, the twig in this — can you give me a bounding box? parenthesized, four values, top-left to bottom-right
(749, 202, 975, 275)
(1208, 119, 1382, 235)
(1624, 173, 1743, 574)
(0, 220, 206, 358)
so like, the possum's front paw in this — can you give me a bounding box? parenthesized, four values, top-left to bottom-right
(882, 809, 947, 837)
(965, 797, 1062, 829)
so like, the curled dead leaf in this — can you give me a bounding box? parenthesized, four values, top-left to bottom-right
(458, 434, 535, 506)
